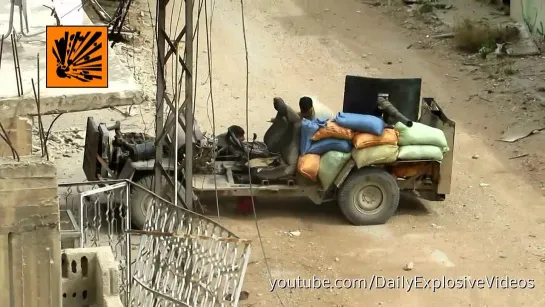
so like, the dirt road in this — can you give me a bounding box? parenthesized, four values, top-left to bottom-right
(57, 0, 545, 306)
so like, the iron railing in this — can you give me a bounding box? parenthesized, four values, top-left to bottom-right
(58, 179, 251, 307)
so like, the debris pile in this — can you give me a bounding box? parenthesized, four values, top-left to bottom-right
(32, 128, 85, 159)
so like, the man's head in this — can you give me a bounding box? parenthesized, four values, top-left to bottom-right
(228, 125, 245, 141)
(299, 96, 314, 119)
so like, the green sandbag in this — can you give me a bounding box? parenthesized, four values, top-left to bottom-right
(398, 145, 444, 161)
(318, 151, 351, 190)
(352, 145, 398, 169)
(395, 122, 449, 152)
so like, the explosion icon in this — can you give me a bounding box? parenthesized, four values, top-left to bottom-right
(46, 26, 108, 88)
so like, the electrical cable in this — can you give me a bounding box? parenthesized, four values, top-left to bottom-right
(201, 0, 215, 86)
(238, 1, 285, 305)
(203, 0, 221, 221)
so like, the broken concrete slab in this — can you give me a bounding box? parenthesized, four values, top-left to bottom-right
(0, 0, 144, 116)
(506, 22, 541, 57)
(499, 121, 545, 142)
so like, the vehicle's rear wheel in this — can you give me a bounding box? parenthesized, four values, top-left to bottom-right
(130, 174, 189, 229)
(130, 175, 154, 229)
(337, 167, 400, 225)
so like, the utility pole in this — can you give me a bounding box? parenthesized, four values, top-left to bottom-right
(153, 0, 194, 209)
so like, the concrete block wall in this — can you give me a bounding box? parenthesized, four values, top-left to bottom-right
(0, 156, 61, 306)
(62, 247, 123, 307)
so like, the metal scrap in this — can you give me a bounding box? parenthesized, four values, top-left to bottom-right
(509, 153, 529, 160)
(499, 121, 545, 143)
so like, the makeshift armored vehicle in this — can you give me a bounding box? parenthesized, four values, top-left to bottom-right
(83, 75, 455, 228)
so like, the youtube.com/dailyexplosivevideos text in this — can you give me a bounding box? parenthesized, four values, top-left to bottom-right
(269, 275, 536, 293)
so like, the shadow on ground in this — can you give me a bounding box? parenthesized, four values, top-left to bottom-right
(199, 191, 430, 225)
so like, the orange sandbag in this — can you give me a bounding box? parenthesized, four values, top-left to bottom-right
(297, 154, 321, 182)
(352, 128, 399, 149)
(311, 120, 354, 141)
(391, 162, 433, 178)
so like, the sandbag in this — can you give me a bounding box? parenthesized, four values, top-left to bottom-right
(318, 151, 351, 190)
(395, 122, 449, 152)
(312, 120, 354, 141)
(297, 154, 320, 182)
(397, 145, 444, 161)
(335, 112, 385, 135)
(300, 119, 320, 155)
(390, 162, 433, 178)
(352, 128, 399, 149)
(308, 139, 352, 155)
(352, 145, 398, 168)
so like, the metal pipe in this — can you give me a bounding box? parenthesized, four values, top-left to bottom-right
(0, 34, 4, 69)
(10, 33, 20, 96)
(3, 0, 15, 38)
(12, 33, 23, 95)
(154, 0, 167, 196)
(124, 183, 131, 304)
(174, 27, 180, 209)
(19, 0, 29, 34)
(184, 0, 194, 211)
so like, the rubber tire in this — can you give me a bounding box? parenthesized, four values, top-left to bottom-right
(130, 175, 190, 229)
(337, 167, 400, 226)
(130, 175, 155, 229)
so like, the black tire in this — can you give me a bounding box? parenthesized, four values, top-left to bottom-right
(130, 175, 154, 229)
(337, 167, 400, 225)
(130, 174, 190, 229)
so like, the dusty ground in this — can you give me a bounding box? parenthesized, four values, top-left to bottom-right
(43, 0, 545, 306)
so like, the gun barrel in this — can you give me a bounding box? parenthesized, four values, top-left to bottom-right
(377, 97, 413, 127)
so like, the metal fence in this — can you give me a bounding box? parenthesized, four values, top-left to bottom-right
(59, 180, 132, 303)
(58, 180, 251, 307)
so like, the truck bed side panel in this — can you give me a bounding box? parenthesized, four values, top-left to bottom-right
(418, 98, 456, 195)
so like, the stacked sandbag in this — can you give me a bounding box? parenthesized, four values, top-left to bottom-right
(298, 154, 321, 182)
(318, 151, 352, 190)
(300, 119, 320, 155)
(312, 120, 354, 141)
(307, 120, 353, 155)
(297, 118, 354, 182)
(395, 122, 449, 161)
(335, 112, 385, 136)
(351, 128, 399, 168)
(296, 111, 450, 184)
(328, 111, 397, 168)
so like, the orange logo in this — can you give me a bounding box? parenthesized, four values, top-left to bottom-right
(46, 26, 108, 88)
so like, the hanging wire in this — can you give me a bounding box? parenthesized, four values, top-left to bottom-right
(203, 0, 221, 220)
(239, 0, 286, 305)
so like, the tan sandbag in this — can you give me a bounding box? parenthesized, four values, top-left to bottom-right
(311, 120, 354, 141)
(352, 145, 398, 168)
(297, 154, 321, 182)
(352, 128, 399, 149)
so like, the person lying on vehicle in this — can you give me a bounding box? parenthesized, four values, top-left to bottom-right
(268, 96, 334, 122)
(216, 125, 246, 155)
(298, 96, 334, 121)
